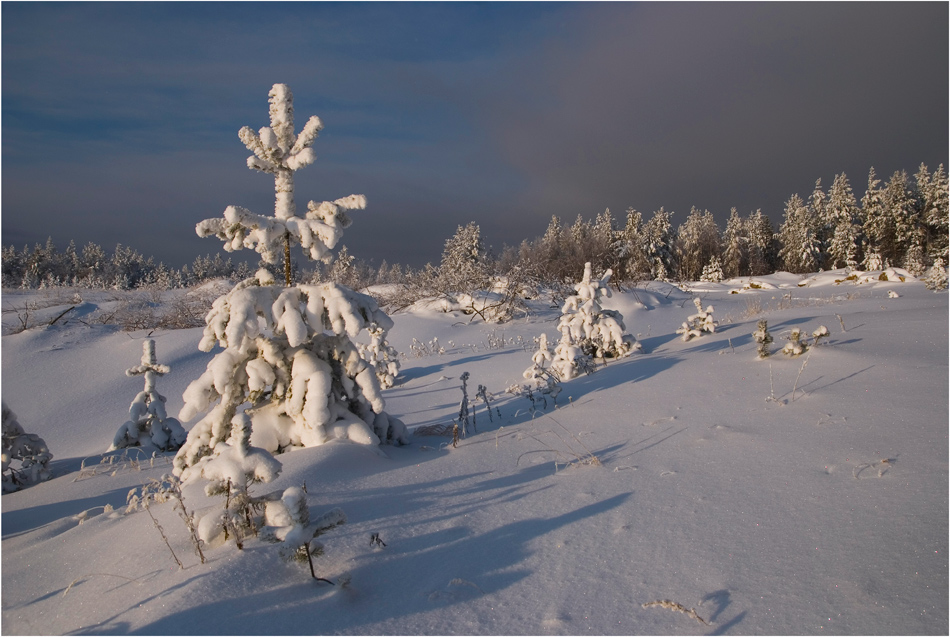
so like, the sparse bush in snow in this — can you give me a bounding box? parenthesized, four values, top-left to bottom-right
(260, 486, 346, 583)
(110, 339, 186, 452)
(752, 319, 773, 358)
(2, 402, 53, 493)
(550, 262, 639, 380)
(676, 297, 717, 341)
(174, 84, 407, 477)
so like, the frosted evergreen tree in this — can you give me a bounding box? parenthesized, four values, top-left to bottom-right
(643, 207, 677, 281)
(676, 297, 716, 341)
(700, 256, 724, 282)
(110, 339, 186, 452)
(861, 167, 890, 270)
(881, 171, 918, 268)
(825, 173, 862, 269)
(523, 332, 554, 382)
(438, 222, 491, 295)
(919, 164, 949, 262)
(676, 207, 721, 281)
(358, 324, 400, 389)
(2, 402, 53, 493)
(752, 319, 773, 359)
(722, 207, 746, 279)
(747, 209, 777, 276)
(779, 194, 822, 274)
(174, 84, 408, 478)
(550, 262, 639, 380)
(923, 258, 948, 291)
(618, 208, 650, 281)
(807, 179, 829, 268)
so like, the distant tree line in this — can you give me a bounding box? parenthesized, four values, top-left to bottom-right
(1, 239, 253, 290)
(3, 163, 947, 294)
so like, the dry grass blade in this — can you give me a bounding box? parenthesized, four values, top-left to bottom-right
(642, 599, 709, 626)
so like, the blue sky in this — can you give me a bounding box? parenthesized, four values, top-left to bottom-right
(3, 2, 947, 269)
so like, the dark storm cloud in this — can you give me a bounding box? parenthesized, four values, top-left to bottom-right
(2, 3, 946, 269)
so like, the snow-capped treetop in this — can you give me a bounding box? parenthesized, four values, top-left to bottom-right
(196, 84, 367, 274)
(127, 339, 170, 378)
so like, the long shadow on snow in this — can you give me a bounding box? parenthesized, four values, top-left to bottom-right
(2, 486, 133, 538)
(130, 492, 633, 635)
(395, 348, 526, 384)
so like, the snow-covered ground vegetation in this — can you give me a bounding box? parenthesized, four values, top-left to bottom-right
(3, 266, 946, 635)
(1, 401, 53, 493)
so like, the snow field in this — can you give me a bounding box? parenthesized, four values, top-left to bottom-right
(1, 270, 947, 634)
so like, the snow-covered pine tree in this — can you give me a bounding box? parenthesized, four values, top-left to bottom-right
(722, 207, 746, 279)
(807, 179, 829, 269)
(438, 222, 491, 297)
(778, 194, 822, 274)
(174, 84, 407, 477)
(643, 207, 676, 281)
(919, 164, 949, 263)
(549, 262, 639, 380)
(2, 402, 53, 493)
(700, 256, 724, 282)
(746, 209, 777, 276)
(110, 339, 187, 452)
(675, 208, 721, 282)
(861, 167, 890, 270)
(825, 173, 862, 270)
(923, 258, 948, 291)
(618, 208, 651, 282)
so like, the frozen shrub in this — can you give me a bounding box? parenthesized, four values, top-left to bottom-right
(179, 413, 283, 548)
(781, 327, 808, 357)
(752, 319, 773, 359)
(676, 297, 717, 341)
(260, 486, 346, 582)
(110, 339, 186, 452)
(2, 402, 53, 493)
(811, 325, 830, 346)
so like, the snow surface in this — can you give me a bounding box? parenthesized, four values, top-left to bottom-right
(2, 270, 947, 635)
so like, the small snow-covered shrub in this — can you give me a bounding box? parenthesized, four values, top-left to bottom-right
(110, 339, 186, 452)
(781, 327, 808, 357)
(811, 325, 830, 346)
(676, 297, 717, 342)
(752, 319, 773, 359)
(2, 402, 53, 493)
(260, 486, 346, 583)
(550, 262, 639, 380)
(358, 323, 400, 388)
(179, 413, 283, 548)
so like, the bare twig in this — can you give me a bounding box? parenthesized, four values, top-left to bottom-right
(642, 600, 709, 626)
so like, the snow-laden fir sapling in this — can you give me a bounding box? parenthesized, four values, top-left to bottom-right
(174, 84, 408, 478)
(110, 339, 187, 452)
(260, 486, 346, 583)
(676, 297, 717, 342)
(178, 413, 283, 548)
(700, 256, 724, 283)
(357, 324, 400, 389)
(1, 401, 53, 493)
(752, 319, 773, 359)
(923, 258, 948, 291)
(550, 262, 639, 380)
